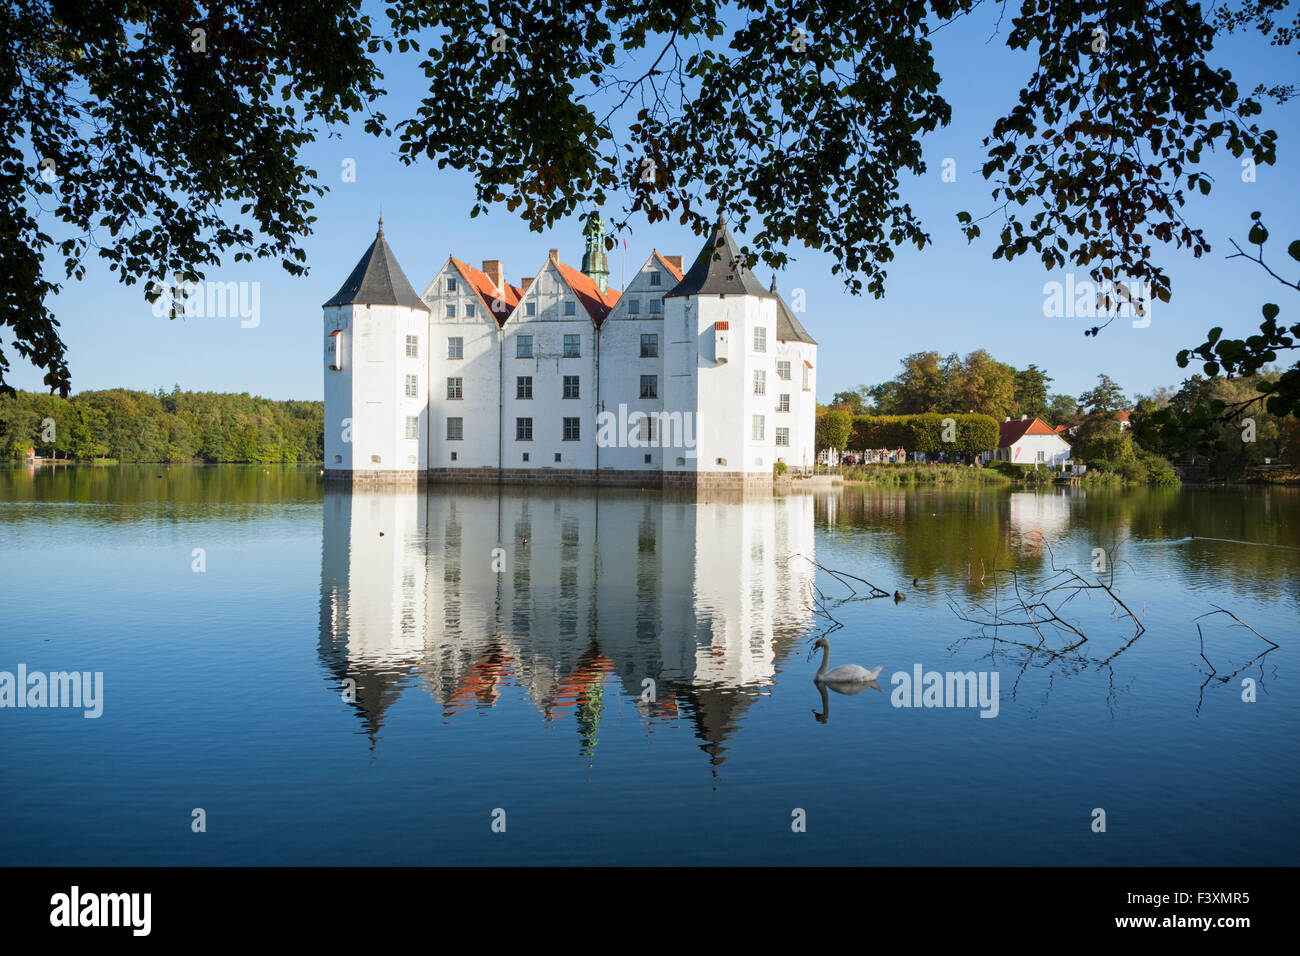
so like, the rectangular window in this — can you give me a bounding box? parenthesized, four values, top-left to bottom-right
(447, 337, 463, 359)
(754, 326, 767, 352)
(405, 416, 419, 440)
(640, 334, 658, 358)
(466, 303, 476, 318)
(649, 270, 661, 286)
(778, 393, 790, 413)
(516, 418, 533, 441)
(639, 375, 657, 399)
(445, 304, 456, 319)
(802, 364, 810, 390)
(628, 298, 641, 315)
(563, 375, 580, 399)
(638, 415, 658, 444)
(516, 335, 533, 359)
(564, 300, 576, 316)
(405, 374, 419, 398)
(446, 417, 463, 441)
(777, 360, 791, 380)
(753, 370, 766, 396)
(649, 298, 662, 315)
(525, 301, 536, 317)
(516, 376, 533, 399)
(405, 334, 418, 358)
(776, 427, 790, 447)
(752, 415, 765, 441)
(446, 377, 463, 400)
(446, 278, 458, 293)
(563, 417, 580, 441)
(563, 334, 581, 358)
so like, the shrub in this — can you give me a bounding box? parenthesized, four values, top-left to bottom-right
(1117, 459, 1150, 484)
(773, 460, 787, 477)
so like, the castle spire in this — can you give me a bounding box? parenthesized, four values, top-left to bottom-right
(581, 212, 610, 295)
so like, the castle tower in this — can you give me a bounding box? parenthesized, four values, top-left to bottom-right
(580, 213, 610, 294)
(322, 217, 431, 482)
(661, 214, 782, 489)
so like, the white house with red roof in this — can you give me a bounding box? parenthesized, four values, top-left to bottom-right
(982, 415, 1072, 467)
(322, 213, 817, 487)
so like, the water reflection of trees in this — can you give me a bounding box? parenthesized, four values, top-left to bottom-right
(819, 485, 1300, 598)
(0, 462, 321, 524)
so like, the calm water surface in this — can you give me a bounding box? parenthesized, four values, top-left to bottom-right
(0, 465, 1296, 865)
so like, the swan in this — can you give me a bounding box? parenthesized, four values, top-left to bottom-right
(812, 637, 882, 684)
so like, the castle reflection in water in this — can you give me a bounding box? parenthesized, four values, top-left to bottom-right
(319, 487, 817, 764)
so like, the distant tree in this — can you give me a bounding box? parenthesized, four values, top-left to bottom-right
(1078, 374, 1128, 415)
(867, 381, 902, 415)
(829, 388, 869, 415)
(1014, 364, 1053, 419)
(815, 410, 852, 460)
(1073, 412, 1135, 463)
(951, 349, 1017, 418)
(1045, 392, 1081, 426)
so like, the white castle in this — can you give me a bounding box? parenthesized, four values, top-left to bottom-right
(322, 213, 817, 488)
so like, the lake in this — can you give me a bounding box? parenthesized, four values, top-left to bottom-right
(0, 465, 1296, 865)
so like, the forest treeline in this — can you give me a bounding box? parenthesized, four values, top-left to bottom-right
(0, 387, 323, 463)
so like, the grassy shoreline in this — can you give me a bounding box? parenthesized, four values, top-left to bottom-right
(838, 463, 1012, 486)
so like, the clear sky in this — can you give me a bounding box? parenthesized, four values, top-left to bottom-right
(14, 6, 1299, 408)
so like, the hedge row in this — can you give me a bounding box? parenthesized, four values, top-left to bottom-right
(848, 413, 1000, 455)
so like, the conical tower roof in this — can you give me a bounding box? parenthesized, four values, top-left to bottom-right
(769, 277, 817, 345)
(664, 214, 774, 299)
(323, 218, 429, 311)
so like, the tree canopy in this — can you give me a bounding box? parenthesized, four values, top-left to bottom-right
(2, 0, 1294, 401)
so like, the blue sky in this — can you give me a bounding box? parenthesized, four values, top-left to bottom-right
(14, 6, 1299, 408)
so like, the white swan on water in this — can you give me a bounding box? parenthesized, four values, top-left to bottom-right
(812, 637, 882, 684)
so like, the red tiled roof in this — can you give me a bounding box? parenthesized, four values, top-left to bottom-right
(1054, 424, 1069, 434)
(998, 417, 1063, 447)
(1116, 410, 1131, 421)
(554, 259, 620, 326)
(450, 256, 521, 326)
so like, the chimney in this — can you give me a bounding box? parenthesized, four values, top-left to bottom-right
(664, 255, 683, 272)
(548, 249, 559, 262)
(481, 260, 504, 293)
(1004, 416, 1011, 422)
(520, 277, 533, 293)
(1021, 414, 1027, 421)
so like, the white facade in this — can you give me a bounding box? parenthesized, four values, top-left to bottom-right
(981, 416, 1073, 467)
(323, 218, 818, 486)
(323, 302, 429, 473)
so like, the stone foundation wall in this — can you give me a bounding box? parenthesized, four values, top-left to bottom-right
(660, 470, 774, 492)
(323, 468, 422, 486)
(325, 466, 781, 492)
